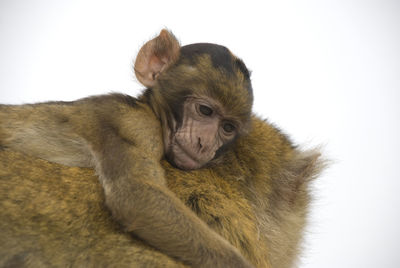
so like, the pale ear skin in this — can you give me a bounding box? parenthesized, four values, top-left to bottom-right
(134, 29, 180, 87)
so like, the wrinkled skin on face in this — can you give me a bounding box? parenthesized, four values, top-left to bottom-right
(166, 96, 238, 170)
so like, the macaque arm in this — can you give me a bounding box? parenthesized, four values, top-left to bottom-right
(89, 118, 252, 268)
(100, 159, 248, 267)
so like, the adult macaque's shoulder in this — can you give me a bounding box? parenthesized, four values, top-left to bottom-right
(97, 93, 164, 156)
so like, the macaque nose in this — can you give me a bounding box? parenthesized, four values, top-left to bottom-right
(195, 121, 219, 154)
(198, 137, 203, 149)
(197, 137, 211, 155)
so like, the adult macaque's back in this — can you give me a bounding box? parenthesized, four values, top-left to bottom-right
(0, 116, 324, 268)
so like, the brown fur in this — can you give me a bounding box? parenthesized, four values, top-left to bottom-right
(0, 30, 325, 267)
(0, 116, 324, 268)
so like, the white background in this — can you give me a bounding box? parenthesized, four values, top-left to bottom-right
(1, 1, 399, 267)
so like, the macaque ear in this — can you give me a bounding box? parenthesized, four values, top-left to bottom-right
(134, 29, 180, 87)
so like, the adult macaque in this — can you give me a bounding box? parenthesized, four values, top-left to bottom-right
(0, 29, 255, 267)
(0, 117, 324, 268)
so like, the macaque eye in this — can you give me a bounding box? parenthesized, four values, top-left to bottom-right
(199, 105, 213, 116)
(223, 122, 236, 133)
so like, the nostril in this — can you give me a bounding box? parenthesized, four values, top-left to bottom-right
(198, 138, 202, 149)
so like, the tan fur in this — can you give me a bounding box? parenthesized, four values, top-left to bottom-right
(0, 116, 324, 267)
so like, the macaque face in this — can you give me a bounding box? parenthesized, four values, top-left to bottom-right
(148, 41, 253, 171)
(166, 96, 238, 170)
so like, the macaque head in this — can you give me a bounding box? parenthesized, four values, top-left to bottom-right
(134, 29, 253, 170)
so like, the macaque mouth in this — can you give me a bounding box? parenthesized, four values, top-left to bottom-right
(172, 140, 203, 170)
(175, 140, 199, 161)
